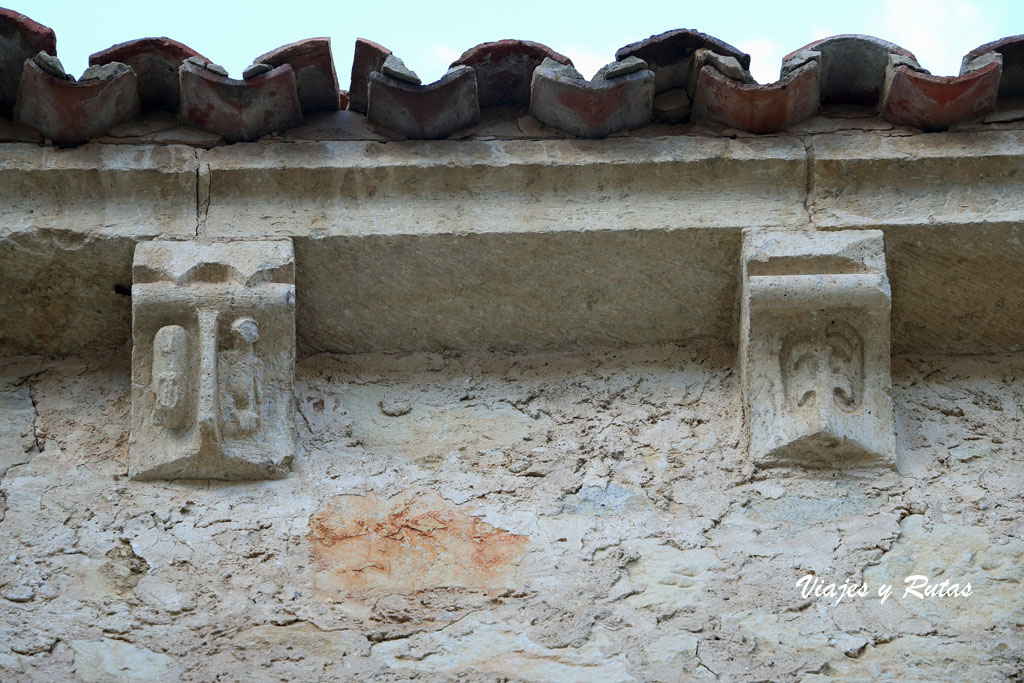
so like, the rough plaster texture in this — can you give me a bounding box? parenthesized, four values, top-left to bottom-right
(1, 345, 1022, 681)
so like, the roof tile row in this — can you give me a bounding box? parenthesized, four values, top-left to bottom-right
(2, 8, 1022, 144)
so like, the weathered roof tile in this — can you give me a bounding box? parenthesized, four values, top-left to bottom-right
(90, 37, 204, 112)
(14, 57, 139, 144)
(530, 57, 654, 137)
(2, 9, 1023, 142)
(0, 8, 56, 117)
(179, 59, 303, 142)
(255, 37, 340, 113)
(881, 53, 1002, 131)
(452, 39, 572, 107)
(366, 64, 479, 139)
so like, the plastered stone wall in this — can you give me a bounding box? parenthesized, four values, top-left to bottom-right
(2, 116, 1024, 681)
(1, 343, 1022, 681)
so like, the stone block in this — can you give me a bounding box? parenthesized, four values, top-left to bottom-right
(347, 37, 390, 114)
(964, 34, 1024, 97)
(0, 8, 55, 117)
(89, 37, 205, 112)
(178, 59, 303, 143)
(881, 53, 1002, 131)
(692, 59, 819, 134)
(14, 58, 140, 145)
(529, 58, 653, 137)
(451, 39, 572, 107)
(615, 28, 749, 95)
(782, 35, 914, 106)
(741, 229, 895, 468)
(366, 65, 479, 139)
(254, 37, 340, 113)
(130, 240, 296, 480)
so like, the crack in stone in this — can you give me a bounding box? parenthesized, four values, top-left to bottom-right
(802, 135, 816, 229)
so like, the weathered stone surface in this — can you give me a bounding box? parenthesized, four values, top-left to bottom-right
(89, 37, 204, 112)
(741, 229, 895, 468)
(32, 51, 69, 79)
(652, 86, 689, 122)
(366, 65, 479, 139)
(70, 639, 175, 682)
(692, 60, 820, 134)
(602, 55, 648, 80)
(254, 38, 340, 113)
(0, 143, 198, 356)
(0, 8, 56, 117)
(179, 59, 302, 142)
(864, 514, 1024, 630)
(881, 53, 1002, 131)
(624, 538, 723, 612)
(242, 63, 272, 80)
(452, 39, 572, 107)
(370, 614, 634, 679)
(615, 28, 750, 94)
(14, 59, 140, 144)
(185, 56, 227, 78)
(784, 34, 915, 106)
(530, 57, 654, 137)
(201, 136, 805, 352)
(347, 37, 390, 114)
(0, 385, 37, 477)
(310, 492, 529, 594)
(964, 34, 1024, 97)
(380, 54, 420, 85)
(2, 342, 1024, 680)
(130, 240, 296, 480)
(809, 129, 1024, 353)
(693, 47, 754, 86)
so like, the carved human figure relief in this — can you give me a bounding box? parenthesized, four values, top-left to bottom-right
(130, 241, 295, 481)
(741, 230, 896, 468)
(151, 324, 189, 429)
(221, 317, 262, 437)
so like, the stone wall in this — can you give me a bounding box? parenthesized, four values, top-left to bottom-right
(2, 100, 1024, 680)
(1, 344, 1022, 680)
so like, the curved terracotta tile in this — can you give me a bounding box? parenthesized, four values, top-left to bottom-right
(90, 37, 204, 112)
(881, 59, 1001, 131)
(964, 35, 1024, 97)
(179, 59, 303, 143)
(451, 39, 572, 107)
(0, 8, 56, 117)
(616, 28, 749, 94)
(14, 59, 139, 144)
(529, 60, 654, 138)
(692, 60, 820, 134)
(366, 65, 479, 139)
(348, 38, 390, 114)
(255, 37, 340, 113)
(784, 34, 914, 106)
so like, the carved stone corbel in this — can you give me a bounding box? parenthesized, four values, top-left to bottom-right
(130, 240, 296, 480)
(741, 229, 895, 468)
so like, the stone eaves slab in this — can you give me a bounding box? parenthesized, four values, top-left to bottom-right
(2, 131, 1024, 357)
(0, 143, 197, 356)
(809, 130, 1024, 354)
(201, 136, 808, 237)
(200, 136, 806, 354)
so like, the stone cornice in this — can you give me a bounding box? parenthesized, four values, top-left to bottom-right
(2, 129, 1023, 356)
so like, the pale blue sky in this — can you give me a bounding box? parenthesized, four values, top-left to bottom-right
(10, 1, 1024, 85)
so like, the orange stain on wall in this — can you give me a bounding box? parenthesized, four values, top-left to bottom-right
(308, 493, 529, 595)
